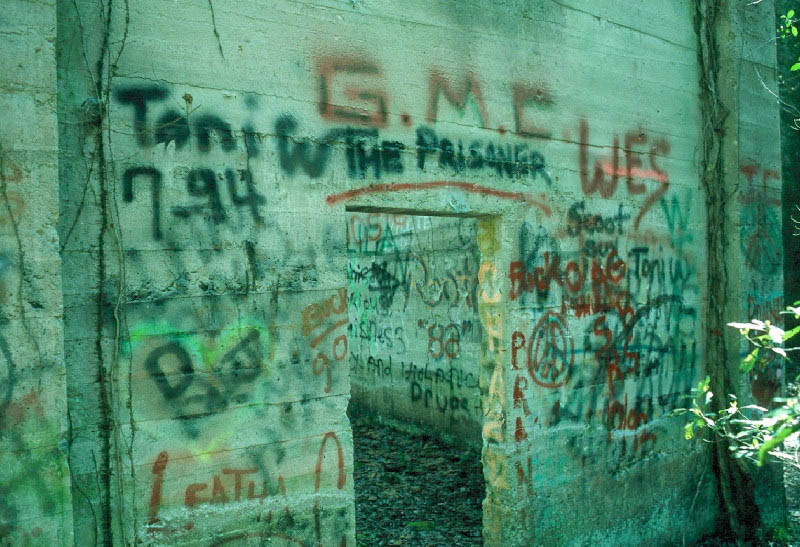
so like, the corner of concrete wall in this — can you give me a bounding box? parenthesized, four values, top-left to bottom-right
(731, 0, 788, 531)
(703, 0, 787, 535)
(57, 0, 356, 543)
(0, 0, 73, 544)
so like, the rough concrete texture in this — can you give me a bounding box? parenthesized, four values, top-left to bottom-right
(0, 0, 73, 544)
(729, 3, 785, 411)
(722, 1, 787, 531)
(0, 0, 788, 545)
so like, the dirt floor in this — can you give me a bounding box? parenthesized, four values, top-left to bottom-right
(350, 414, 484, 546)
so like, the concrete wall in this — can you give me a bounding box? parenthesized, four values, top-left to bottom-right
(57, 0, 355, 542)
(0, 0, 787, 545)
(0, 1, 73, 544)
(732, 2, 785, 409)
(724, 3, 787, 528)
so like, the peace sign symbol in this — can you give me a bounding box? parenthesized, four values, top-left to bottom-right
(527, 311, 573, 388)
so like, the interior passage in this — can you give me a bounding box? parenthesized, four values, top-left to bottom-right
(346, 211, 485, 544)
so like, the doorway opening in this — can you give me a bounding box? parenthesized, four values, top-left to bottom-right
(345, 209, 485, 545)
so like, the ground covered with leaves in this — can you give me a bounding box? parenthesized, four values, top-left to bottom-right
(350, 414, 484, 546)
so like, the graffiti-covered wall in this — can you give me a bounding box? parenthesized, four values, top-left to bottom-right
(0, 1, 73, 544)
(347, 212, 483, 446)
(0, 0, 787, 545)
(728, 5, 787, 526)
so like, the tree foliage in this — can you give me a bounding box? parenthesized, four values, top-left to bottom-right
(678, 305, 800, 470)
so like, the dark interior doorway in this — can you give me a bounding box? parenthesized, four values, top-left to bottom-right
(345, 210, 485, 544)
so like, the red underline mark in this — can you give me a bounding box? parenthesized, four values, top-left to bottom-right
(600, 163, 669, 183)
(325, 180, 552, 216)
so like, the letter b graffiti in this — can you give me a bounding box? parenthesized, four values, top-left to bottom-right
(144, 341, 194, 400)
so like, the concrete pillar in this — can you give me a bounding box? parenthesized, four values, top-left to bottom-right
(0, 0, 73, 544)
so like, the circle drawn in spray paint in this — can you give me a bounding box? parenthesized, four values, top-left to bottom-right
(527, 311, 573, 388)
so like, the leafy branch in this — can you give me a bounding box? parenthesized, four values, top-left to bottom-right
(780, 9, 800, 70)
(677, 305, 800, 467)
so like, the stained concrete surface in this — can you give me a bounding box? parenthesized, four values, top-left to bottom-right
(0, 0, 786, 543)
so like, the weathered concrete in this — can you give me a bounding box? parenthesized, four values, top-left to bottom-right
(716, 1, 786, 532)
(0, 1, 73, 544)
(0, 0, 789, 545)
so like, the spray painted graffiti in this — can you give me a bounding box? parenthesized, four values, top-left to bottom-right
(301, 289, 348, 395)
(516, 311, 573, 389)
(509, 207, 699, 459)
(122, 312, 270, 439)
(102, 31, 733, 545)
(143, 428, 350, 544)
(739, 163, 781, 275)
(115, 63, 677, 232)
(348, 212, 483, 439)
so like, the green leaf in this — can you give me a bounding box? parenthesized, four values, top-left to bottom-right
(788, 9, 795, 18)
(757, 425, 798, 465)
(785, 305, 800, 317)
(791, 62, 800, 71)
(684, 422, 694, 440)
(740, 348, 758, 373)
(782, 324, 800, 341)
